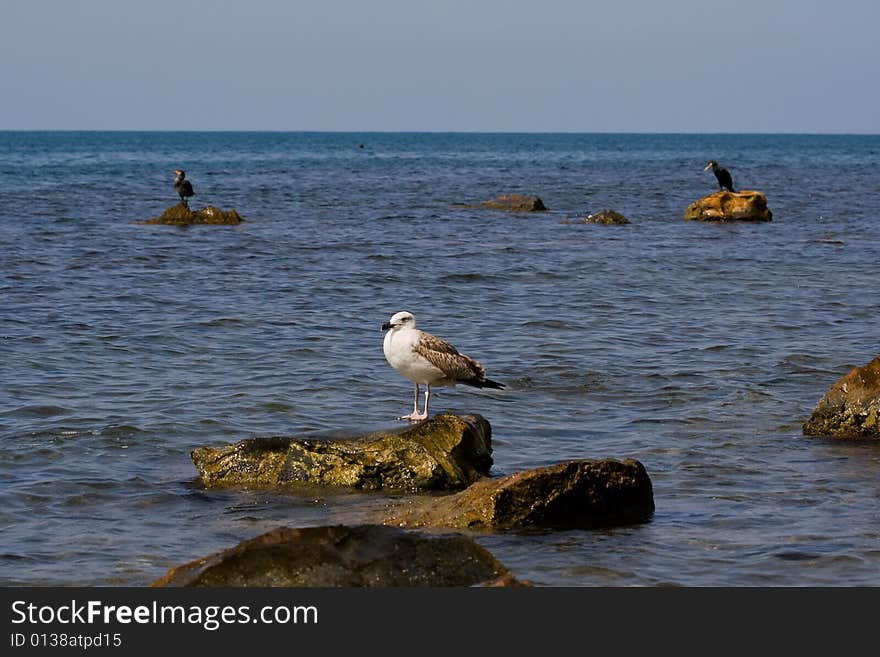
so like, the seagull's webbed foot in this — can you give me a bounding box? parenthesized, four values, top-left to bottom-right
(397, 412, 428, 422)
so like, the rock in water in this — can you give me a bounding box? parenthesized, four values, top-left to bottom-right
(191, 413, 493, 491)
(683, 190, 772, 222)
(140, 204, 245, 225)
(478, 194, 547, 212)
(151, 524, 518, 587)
(385, 458, 654, 529)
(582, 209, 630, 225)
(803, 355, 880, 440)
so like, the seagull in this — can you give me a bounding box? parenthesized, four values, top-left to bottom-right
(173, 169, 195, 205)
(382, 311, 504, 421)
(703, 160, 735, 192)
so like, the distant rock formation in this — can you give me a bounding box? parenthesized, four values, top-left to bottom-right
(191, 413, 493, 492)
(384, 458, 654, 529)
(803, 354, 880, 440)
(683, 190, 772, 222)
(478, 194, 547, 212)
(151, 524, 521, 587)
(140, 203, 245, 225)
(581, 209, 630, 225)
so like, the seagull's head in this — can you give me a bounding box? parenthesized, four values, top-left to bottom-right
(382, 311, 415, 332)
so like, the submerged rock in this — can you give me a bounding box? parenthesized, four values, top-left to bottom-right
(581, 209, 630, 225)
(140, 203, 245, 225)
(191, 413, 492, 491)
(385, 458, 654, 529)
(683, 190, 772, 222)
(803, 354, 880, 440)
(151, 524, 517, 587)
(478, 194, 547, 212)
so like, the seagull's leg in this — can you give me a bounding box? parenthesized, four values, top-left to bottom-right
(398, 383, 424, 421)
(422, 385, 431, 419)
(400, 383, 429, 422)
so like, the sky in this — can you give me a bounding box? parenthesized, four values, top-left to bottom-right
(2, 0, 878, 133)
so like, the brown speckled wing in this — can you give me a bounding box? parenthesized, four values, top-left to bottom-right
(414, 332, 486, 382)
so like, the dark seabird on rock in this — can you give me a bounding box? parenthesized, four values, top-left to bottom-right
(382, 311, 504, 421)
(173, 169, 195, 205)
(704, 160, 735, 192)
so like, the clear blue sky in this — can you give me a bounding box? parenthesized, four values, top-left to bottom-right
(2, 0, 877, 132)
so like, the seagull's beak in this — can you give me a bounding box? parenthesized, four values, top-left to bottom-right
(382, 322, 393, 331)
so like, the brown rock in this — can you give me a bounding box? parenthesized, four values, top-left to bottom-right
(385, 458, 654, 529)
(191, 413, 493, 491)
(478, 194, 547, 212)
(803, 355, 880, 439)
(683, 190, 772, 222)
(151, 524, 517, 587)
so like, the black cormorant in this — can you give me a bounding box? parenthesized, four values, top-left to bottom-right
(173, 169, 195, 205)
(704, 161, 735, 192)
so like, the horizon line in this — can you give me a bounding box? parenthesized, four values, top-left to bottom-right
(1, 128, 879, 137)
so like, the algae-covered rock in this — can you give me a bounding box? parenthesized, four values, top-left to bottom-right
(151, 524, 517, 587)
(191, 413, 492, 491)
(803, 355, 880, 440)
(683, 190, 772, 222)
(478, 194, 547, 212)
(140, 203, 245, 225)
(385, 458, 654, 529)
(581, 209, 630, 225)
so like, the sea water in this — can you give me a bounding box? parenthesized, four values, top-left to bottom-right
(1, 131, 878, 585)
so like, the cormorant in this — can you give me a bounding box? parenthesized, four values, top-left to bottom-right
(704, 161, 735, 192)
(173, 169, 195, 205)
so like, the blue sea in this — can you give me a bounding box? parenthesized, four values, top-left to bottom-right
(1, 131, 878, 586)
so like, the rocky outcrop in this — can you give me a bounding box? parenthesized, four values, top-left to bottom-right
(191, 413, 493, 491)
(581, 209, 630, 225)
(478, 194, 547, 212)
(803, 355, 880, 439)
(151, 524, 518, 587)
(140, 203, 245, 225)
(384, 459, 654, 529)
(683, 190, 772, 222)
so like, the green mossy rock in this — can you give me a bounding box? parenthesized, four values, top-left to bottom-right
(582, 209, 630, 225)
(141, 203, 245, 225)
(385, 458, 654, 530)
(803, 355, 880, 440)
(191, 413, 493, 491)
(151, 524, 519, 587)
(683, 190, 772, 222)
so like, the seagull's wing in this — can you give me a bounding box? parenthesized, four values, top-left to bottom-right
(414, 331, 487, 382)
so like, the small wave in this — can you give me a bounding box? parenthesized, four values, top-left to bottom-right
(99, 424, 145, 439)
(263, 402, 293, 412)
(202, 317, 246, 327)
(774, 551, 819, 562)
(521, 319, 574, 330)
(440, 272, 498, 283)
(4, 405, 70, 418)
(0, 553, 37, 562)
